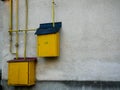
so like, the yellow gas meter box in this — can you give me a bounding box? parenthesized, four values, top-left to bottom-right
(8, 58, 37, 86)
(35, 22, 62, 57)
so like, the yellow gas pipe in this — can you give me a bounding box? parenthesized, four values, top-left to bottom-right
(9, 0, 35, 59)
(8, 29, 36, 32)
(16, 0, 19, 59)
(9, 0, 16, 54)
(24, 0, 28, 59)
(52, 0, 55, 27)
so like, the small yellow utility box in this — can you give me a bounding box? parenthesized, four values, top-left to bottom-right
(8, 57, 37, 86)
(35, 22, 62, 57)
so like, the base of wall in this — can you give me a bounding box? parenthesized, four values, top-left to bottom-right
(1, 80, 120, 90)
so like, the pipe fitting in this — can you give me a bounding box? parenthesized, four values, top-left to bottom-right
(15, 43, 19, 47)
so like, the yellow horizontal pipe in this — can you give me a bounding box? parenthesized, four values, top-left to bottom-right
(8, 29, 36, 32)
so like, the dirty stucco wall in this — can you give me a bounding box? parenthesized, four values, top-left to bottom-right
(1, 0, 120, 81)
(0, 1, 4, 70)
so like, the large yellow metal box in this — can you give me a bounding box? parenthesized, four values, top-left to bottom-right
(35, 22, 62, 57)
(37, 32, 59, 57)
(8, 58, 37, 86)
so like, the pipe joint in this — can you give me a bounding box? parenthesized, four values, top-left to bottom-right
(15, 43, 19, 47)
(9, 29, 12, 35)
(10, 38, 12, 42)
(52, 1, 56, 5)
(9, 32, 12, 35)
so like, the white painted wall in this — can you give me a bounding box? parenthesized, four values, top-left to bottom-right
(0, 1, 4, 70)
(1, 0, 120, 81)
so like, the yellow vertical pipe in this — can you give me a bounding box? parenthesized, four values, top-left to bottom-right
(9, 0, 12, 53)
(9, 0, 16, 54)
(52, 0, 55, 27)
(16, 0, 19, 59)
(9, 0, 12, 34)
(24, 0, 28, 59)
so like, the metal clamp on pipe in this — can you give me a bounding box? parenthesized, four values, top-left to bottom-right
(15, 43, 19, 48)
(9, 28, 12, 35)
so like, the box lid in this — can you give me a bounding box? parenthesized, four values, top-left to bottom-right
(7, 57, 37, 62)
(35, 22, 62, 35)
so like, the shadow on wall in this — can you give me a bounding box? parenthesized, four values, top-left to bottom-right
(37, 57, 60, 69)
(2, 81, 120, 90)
(0, 69, 2, 90)
(42, 57, 60, 64)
